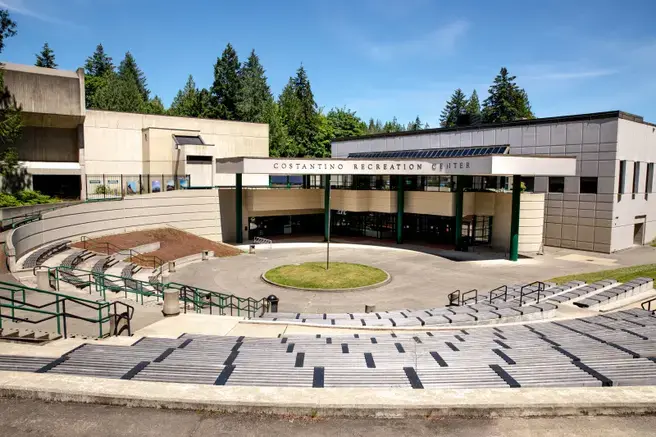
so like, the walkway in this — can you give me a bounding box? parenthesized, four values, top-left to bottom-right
(170, 243, 656, 314)
(1, 398, 655, 437)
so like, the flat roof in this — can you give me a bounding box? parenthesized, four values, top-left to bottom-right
(1, 62, 80, 79)
(333, 110, 653, 143)
(216, 155, 576, 177)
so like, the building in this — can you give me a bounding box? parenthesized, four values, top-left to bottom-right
(0, 62, 269, 199)
(332, 112, 656, 253)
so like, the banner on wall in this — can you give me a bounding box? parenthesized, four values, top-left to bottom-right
(179, 178, 188, 189)
(151, 180, 161, 193)
(126, 181, 138, 195)
(166, 180, 175, 191)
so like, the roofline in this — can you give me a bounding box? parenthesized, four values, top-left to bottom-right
(333, 110, 654, 143)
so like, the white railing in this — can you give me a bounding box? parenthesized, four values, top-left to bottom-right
(253, 236, 273, 249)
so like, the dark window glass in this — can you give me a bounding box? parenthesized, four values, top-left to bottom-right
(549, 177, 564, 193)
(646, 163, 654, 199)
(619, 160, 626, 197)
(633, 161, 640, 198)
(521, 177, 535, 192)
(580, 177, 598, 194)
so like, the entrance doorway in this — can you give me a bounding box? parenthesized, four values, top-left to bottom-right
(634, 222, 645, 245)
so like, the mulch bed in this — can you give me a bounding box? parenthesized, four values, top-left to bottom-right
(72, 228, 242, 265)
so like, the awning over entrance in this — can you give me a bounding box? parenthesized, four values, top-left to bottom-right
(215, 155, 576, 176)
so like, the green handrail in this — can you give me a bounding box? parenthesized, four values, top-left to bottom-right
(79, 236, 164, 270)
(165, 281, 268, 317)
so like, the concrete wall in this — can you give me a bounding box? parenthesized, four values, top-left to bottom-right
(1, 63, 84, 128)
(9, 126, 78, 162)
(331, 190, 397, 213)
(247, 189, 323, 215)
(492, 193, 545, 253)
(11, 190, 223, 259)
(83, 110, 270, 187)
(611, 119, 656, 251)
(405, 191, 454, 216)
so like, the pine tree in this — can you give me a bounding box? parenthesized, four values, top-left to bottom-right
(118, 52, 149, 101)
(90, 71, 144, 113)
(0, 9, 20, 149)
(169, 75, 201, 117)
(439, 89, 468, 127)
(407, 116, 423, 131)
(84, 43, 114, 76)
(482, 67, 534, 123)
(35, 42, 57, 68)
(236, 49, 272, 123)
(210, 43, 241, 120)
(264, 100, 292, 157)
(465, 89, 481, 117)
(327, 107, 366, 139)
(367, 118, 383, 134)
(382, 117, 404, 133)
(142, 96, 165, 114)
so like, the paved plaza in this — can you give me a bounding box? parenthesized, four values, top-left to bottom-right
(170, 243, 656, 314)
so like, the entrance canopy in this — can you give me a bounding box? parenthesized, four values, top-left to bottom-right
(216, 155, 576, 176)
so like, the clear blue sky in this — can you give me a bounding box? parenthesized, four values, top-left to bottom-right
(1, 0, 655, 126)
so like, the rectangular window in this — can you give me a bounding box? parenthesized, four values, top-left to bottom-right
(580, 177, 598, 194)
(633, 161, 641, 199)
(520, 177, 535, 192)
(646, 163, 654, 199)
(619, 160, 626, 200)
(549, 177, 564, 193)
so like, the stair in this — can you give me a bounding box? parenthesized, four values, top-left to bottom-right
(0, 328, 62, 344)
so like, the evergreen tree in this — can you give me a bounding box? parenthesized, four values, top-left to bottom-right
(142, 96, 165, 115)
(482, 67, 534, 123)
(197, 88, 212, 118)
(407, 116, 423, 131)
(35, 42, 57, 68)
(118, 52, 149, 101)
(382, 117, 404, 133)
(263, 99, 293, 157)
(210, 43, 241, 120)
(279, 66, 323, 157)
(439, 88, 468, 127)
(326, 107, 366, 139)
(169, 75, 202, 117)
(236, 49, 272, 123)
(367, 118, 384, 134)
(90, 71, 144, 113)
(465, 89, 481, 117)
(84, 43, 114, 76)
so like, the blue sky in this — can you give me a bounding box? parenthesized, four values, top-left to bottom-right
(1, 0, 655, 126)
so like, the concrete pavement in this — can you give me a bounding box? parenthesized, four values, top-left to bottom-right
(169, 243, 656, 314)
(1, 397, 656, 436)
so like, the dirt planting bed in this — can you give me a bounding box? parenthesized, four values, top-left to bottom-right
(72, 228, 242, 265)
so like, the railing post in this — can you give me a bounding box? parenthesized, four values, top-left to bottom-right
(62, 300, 68, 339)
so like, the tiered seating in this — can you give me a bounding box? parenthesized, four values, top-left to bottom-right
(574, 278, 653, 308)
(257, 281, 584, 327)
(4, 309, 656, 389)
(22, 241, 71, 269)
(545, 280, 618, 304)
(91, 256, 118, 274)
(61, 250, 95, 269)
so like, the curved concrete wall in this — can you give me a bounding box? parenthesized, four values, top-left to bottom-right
(11, 189, 223, 260)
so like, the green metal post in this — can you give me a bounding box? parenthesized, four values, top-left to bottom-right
(324, 174, 331, 242)
(236, 173, 243, 244)
(454, 179, 464, 250)
(396, 175, 404, 244)
(509, 174, 521, 261)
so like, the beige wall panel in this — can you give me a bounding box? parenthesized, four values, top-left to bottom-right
(247, 189, 323, 213)
(405, 192, 454, 216)
(473, 192, 496, 216)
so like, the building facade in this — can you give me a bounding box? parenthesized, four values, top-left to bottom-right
(1, 63, 269, 199)
(332, 112, 656, 253)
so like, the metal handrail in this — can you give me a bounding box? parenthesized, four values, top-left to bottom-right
(642, 296, 656, 312)
(461, 289, 479, 305)
(489, 285, 509, 303)
(447, 290, 460, 306)
(0, 280, 133, 338)
(166, 282, 269, 318)
(79, 236, 164, 270)
(519, 281, 546, 306)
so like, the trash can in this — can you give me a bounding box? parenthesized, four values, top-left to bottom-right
(249, 244, 255, 254)
(365, 304, 376, 313)
(267, 294, 279, 313)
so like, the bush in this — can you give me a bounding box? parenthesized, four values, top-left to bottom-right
(0, 190, 59, 208)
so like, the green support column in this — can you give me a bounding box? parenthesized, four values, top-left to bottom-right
(396, 175, 404, 244)
(509, 174, 521, 261)
(454, 176, 473, 250)
(324, 174, 331, 242)
(235, 173, 243, 244)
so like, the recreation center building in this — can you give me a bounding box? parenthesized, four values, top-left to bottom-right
(2, 62, 656, 256)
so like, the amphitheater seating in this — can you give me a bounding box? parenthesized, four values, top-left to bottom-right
(22, 241, 71, 269)
(91, 256, 118, 274)
(2, 309, 656, 388)
(574, 278, 653, 308)
(61, 250, 95, 270)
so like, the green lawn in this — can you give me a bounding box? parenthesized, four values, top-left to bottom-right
(264, 262, 388, 289)
(549, 264, 656, 285)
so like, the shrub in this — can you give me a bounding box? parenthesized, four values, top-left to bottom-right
(0, 190, 59, 208)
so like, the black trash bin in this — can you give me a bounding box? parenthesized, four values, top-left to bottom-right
(267, 294, 279, 313)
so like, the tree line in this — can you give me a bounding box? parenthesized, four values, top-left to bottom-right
(33, 40, 535, 157)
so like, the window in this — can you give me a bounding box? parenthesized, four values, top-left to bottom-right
(580, 177, 598, 194)
(520, 177, 535, 192)
(646, 163, 654, 199)
(549, 177, 564, 193)
(633, 161, 641, 199)
(618, 160, 626, 200)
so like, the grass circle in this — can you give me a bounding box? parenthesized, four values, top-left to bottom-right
(263, 262, 388, 290)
